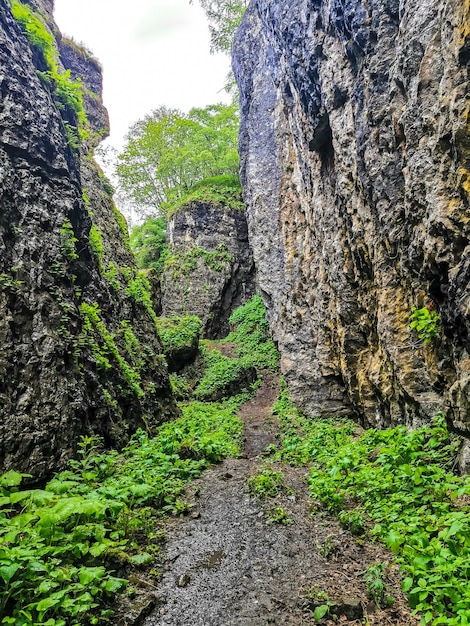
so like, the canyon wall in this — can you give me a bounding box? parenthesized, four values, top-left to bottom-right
(162, 202, 255, 338)
(0, 0, 175, 480)
(233, 0, 470, 458)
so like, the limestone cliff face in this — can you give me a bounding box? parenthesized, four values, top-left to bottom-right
(233, 0, 470, 448)
(0, 1, 176, 480)
(161, 203, 256, 338)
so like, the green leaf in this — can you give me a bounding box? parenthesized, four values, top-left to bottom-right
(78, 566, 106, 585)
(0, 470, 30, 488)
(313, 604, 329, 620)
(129, 552, 153, 566)
(0, 562, 20, 583)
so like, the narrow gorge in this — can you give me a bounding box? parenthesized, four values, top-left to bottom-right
(1, 0, 470, 624)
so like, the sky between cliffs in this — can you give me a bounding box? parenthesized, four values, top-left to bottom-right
(53, 0, 232, 151)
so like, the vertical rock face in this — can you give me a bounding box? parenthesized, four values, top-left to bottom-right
(161, 203, 256, 338)
(233, 0, 470, 439)
(0, 1, 176, 481)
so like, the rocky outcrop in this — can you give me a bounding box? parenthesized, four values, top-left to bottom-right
(161, 202, 256, 338)
(233, 0, 470, 445)
(0, 0, 176, 481)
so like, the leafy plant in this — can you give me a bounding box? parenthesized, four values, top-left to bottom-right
(60, 218, 79, 261)
(194, 345, 254, 401)
(226, 295, 279, 371)
(11, 1, 88, 141)
(0, 398, 243, 624)
(410, 306, 441, 343)
(156, 316, 202, 353)
(266, 505, 293, 525)
(247, 468, 285, 499)
(362, 562, 394, 608)
(164, 175, 244, 216)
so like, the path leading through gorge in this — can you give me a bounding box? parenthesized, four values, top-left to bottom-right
(139, 375, 418, 626)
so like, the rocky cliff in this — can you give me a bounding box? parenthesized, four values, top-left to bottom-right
(161, 202, 255, 338)
(233, 0, 470, 460)
(0, 0, 176, 481)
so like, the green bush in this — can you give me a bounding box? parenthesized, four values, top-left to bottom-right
(155, 316, 202, 352)
(130, 217, 168, 273)
(194, 345, 253, 401)
(410, 306, 441, 343)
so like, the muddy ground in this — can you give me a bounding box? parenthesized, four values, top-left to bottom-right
(130, 375, 419, 626)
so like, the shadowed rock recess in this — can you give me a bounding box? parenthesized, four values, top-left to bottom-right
(0, 0, 176, 480)
(233, 0, 470, 457)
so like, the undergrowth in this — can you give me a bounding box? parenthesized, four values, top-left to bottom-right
(268, 382, 470, 626)
(0, 402, 243, 625)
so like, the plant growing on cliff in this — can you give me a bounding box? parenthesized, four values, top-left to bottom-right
(11, 0, 88, 142)
(130, 217, 168, 273)
(116, 103, 239, 215)
(410, 306, 441, 344)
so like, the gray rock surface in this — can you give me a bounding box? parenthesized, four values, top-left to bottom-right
(0, 1, 176, 481)
(233, 0, 470, 440)
(162, 202, 256, 338)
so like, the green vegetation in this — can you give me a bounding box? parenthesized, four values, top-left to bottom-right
(362, 562, 395, 609)
(0, 401, 243, 624)
(194, 345, 254, 401)
(125, 271, 158, 326)
(11, 1, 88, 144)
(59, 219, 79, 261)
(226, 294, 280, 371)
(116, 103, 239, 214)
(164, 174, 244, 216)
(88, 225, 104, 267)
(193, 295, 278, 400)
(191, 0, 248, 54)
(247, 467, 285, 499)
(130, 217, 168, 273)
(268, 384, 470, 626)
(410, 306, 441, 343)
(76, 302, 145, 399)
(155, 316, 202, 353)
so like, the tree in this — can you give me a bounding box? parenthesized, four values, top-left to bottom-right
(116, 103, 240, 215)
(130, 217, 168, 273)
(191, 0, 248, 54)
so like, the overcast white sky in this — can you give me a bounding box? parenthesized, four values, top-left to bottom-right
(53, 0, 232, 151)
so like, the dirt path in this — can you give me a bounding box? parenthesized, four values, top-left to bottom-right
(141, 375, 418, 626)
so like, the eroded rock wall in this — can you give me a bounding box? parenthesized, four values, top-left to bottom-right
(0, 1, 176, 480)
(161, 203, 256, 338)
(233, 0, 470, 443)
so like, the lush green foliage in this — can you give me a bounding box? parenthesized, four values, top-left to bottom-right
(194, 296, 278, 400)
(76, 303, 146, 399)
(164, 175, 244, 216)
(410, 307, 441, 343)
(191, 0, 248, 53)
(269, 386, 470, 625)
(226, 295, 280, 371)
(0, 401, 243, 624)
(11, 1, 88, 142)
(125, 271, 158, 326)
(194, 345, 253, 401)
(155, 316, 202, 352)
(130, 217, 168, 273)
(116, 104, 239, 214)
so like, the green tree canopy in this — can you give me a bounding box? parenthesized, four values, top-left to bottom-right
(129, 217, 168, 272)
(191, 0, 248, 53)
(116, 103, 240, 215)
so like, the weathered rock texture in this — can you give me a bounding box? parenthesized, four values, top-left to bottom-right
(161, 203, 256, 338)
(0, 0, 176, 481)
(233, 0, 470, 444)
